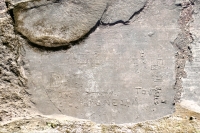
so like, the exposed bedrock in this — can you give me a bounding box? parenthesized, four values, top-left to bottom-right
(13, 0, 147, 47)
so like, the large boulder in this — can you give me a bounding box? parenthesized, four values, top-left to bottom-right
(14, 0, 107, 47)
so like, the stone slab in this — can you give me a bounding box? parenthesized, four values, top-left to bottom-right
(22, 0, 181, 124)
(24, 23, 176, 124)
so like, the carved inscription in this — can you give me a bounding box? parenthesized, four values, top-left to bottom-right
(25, 25, 176, 124)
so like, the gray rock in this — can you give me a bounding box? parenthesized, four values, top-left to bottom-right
(14, 0, 107, 47)
(24, 1, 179, 123)
(101, 0, 147, 24)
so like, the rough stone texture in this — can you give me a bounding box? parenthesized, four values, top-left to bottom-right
(181, 1, 200, 113)
(101, 0, 147, 24)
(0, 0, 7, 19)
(23, 0, 179, 124)
(169, 0, 194, 105)
(0, 105, 200, 133)
(0, 15, 31, 122)
(14, 0, 108, 47)
(0, 0, 200, 132)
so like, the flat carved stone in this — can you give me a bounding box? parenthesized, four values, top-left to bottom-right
(25, 24, 176, 124)
(23, 0, 179, 124)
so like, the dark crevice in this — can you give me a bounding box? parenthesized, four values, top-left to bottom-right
(54, 0, 62, 3)
(100, 2, 131, 26)
(101, 20, 130, 26)
(5, 1, 15, 23)
(5, 2, 15, 23)
(5, 1, 9, 8)
(2, 42, 9, 46)
(128, 4, 146, 21)
(101, 2, 146, 26)
(175, 3, 182, 6)
(8, 9, 15, 23)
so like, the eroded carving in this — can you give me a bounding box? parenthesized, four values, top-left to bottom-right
(25, 23, 176, 123)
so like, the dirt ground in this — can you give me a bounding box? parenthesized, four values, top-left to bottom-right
(0, 104, 199, 132)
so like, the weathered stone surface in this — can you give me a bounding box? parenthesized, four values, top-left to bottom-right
(181, 1, 200, 113)
(1, 0, 200, 132)
(0, 14, 31, 122)
(14, 0, 107, 47)
(24, 1, 179, 123)
(25, 28, 176, 124)
(101, 0, 147, 24)
(13, 0, 148, 47)
(0, 0, 7, 19)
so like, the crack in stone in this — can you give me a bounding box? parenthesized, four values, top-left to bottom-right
(5, 2, 15, 23)
(44, 88, 64, 115)
(100, 4, 146, 26)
